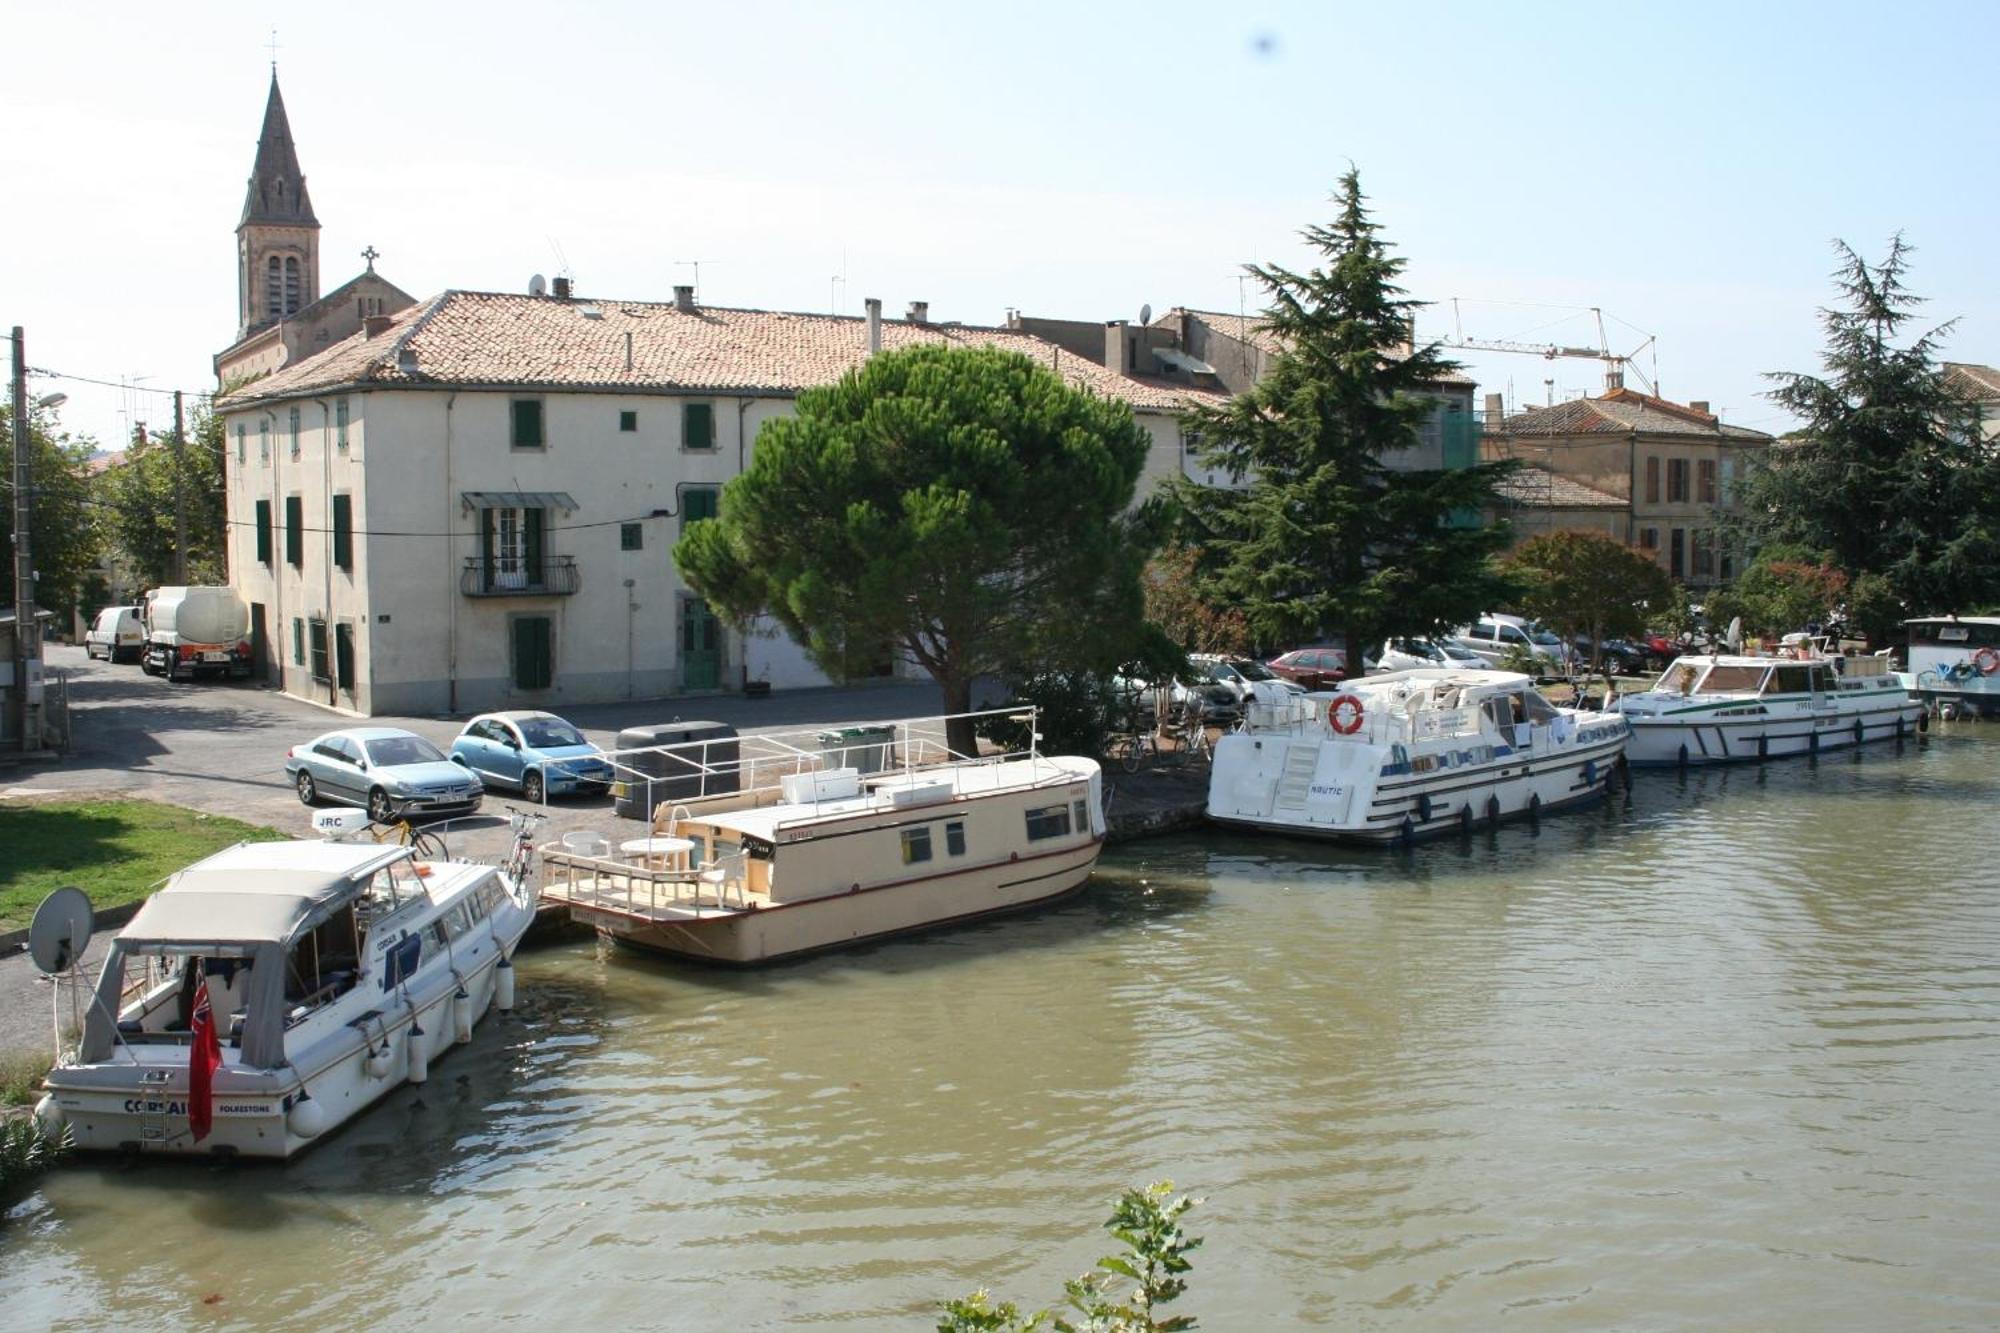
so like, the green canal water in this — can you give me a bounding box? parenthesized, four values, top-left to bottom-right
(5, 729, 1998, 1329)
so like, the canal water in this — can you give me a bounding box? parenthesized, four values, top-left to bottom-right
(5, 729, 1998, 1329)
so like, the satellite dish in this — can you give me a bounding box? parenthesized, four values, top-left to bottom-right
(1139, 303, 1153, 326)
(28, 886, 94, 976)
(528, 273, 548, 297)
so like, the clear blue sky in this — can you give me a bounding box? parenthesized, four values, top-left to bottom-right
(8, 1, 1996, 449)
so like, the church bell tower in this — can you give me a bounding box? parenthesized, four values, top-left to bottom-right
(236, 73, 320, 342)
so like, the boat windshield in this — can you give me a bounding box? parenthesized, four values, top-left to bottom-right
(1698, 664, 1769, 694)
(366, 735, 447, 766)
(520, 718, 586, 748)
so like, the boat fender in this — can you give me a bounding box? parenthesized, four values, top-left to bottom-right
(1397, 816, 1414, 845)
(1757, 734, 1769, 762)
(454, 987, 474, 1044)
(1458, 804, 1473, 835)
(407, 1020, 430, 1085)
(1583, 758, 1597, 788)
(366, 1041, 394, 1080)
(1677, 743, 1689, 769)
(1917, 708, 1930, 735)
(1486, 795, 1501, 827)
(495, 957, 516, 1012)
(1528, 793, 1542, 822)
(1854, 717, 1866, 744)
(1809, 730, 1820, 756)
(1328, 695, 1365, 735)
(287, 1089, 328, 1139)
(1416, 793, 1433, 822)
(32, 1092, 66, 1142)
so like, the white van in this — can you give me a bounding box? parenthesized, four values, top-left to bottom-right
(1450, 614, 1571, 677)
(85, 605, 147, 663)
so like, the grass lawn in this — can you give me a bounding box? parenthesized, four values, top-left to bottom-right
(0, 799, 288, 933)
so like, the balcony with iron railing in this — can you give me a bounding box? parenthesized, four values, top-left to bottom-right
(461, 555, 580, 597)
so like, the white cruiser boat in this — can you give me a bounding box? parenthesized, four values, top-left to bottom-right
(1611, 647, 1922, 766)
(35, 839, 532, 1158)
(1207, 669, 1630, 844)
(538, 709, 1104, 965)
(1902, 615, 2000, 718)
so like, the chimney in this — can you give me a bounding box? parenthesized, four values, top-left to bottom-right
(1689, 399, 1711, 416)
(1484, 392, 1504, 430)
(552, 276, 572, 300)
(865, 297, 882, 354)
(905, 300, 928, 324)
(674, 285, 697, 313)
(364, 315, 394, 339)
(1104, 320, 1128, 371)
(1604, 365, 1624, 392)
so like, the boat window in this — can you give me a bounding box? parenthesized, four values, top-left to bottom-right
(945, 821, 966, 857)
(901, 826, 933, 864)
(1934, 624, 1970, 642)
(1073, 799, 1089, 830)
(1481, 697, 1512, 730)
(1025, 803, 1073, 841)
(476, 881, 506, 916)
(360, 859, 432, 923)
(1698, 664, 1768, 693)
(1766, 665, 1814, 695)
(1521, 690, 1559, 723)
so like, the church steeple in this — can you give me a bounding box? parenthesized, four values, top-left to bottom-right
(235, 72, 321, 341)
(240, 73, 317, 227)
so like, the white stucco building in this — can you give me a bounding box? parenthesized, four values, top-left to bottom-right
(217, 287, 1221, 716)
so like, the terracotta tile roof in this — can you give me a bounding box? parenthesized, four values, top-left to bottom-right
(1944, 362, 2000, 401)
(1493, 465, 1626, 508)
(223, 291, 1227, 414)
(1155, 307, 1478, 386)
(1498, 388, 1771, 441)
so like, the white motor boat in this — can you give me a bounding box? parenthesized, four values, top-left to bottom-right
(1207, 669, 1630, 844)
(36, 838, 533, 1158)
(1901, 615, 2000, 718)
(538, 709, 1104, 965)
(1611, 646, 1922, 766)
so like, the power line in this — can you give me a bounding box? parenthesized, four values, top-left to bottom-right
(28, 365, 211, 399)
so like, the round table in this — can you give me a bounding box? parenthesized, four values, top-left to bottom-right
(619, 835, 695, 869)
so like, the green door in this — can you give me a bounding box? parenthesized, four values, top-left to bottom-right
(680, 597, 721, 690)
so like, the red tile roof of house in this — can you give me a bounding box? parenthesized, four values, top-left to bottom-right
(1493, 465, 1627, 508)
(1944, 362, 2000, 401)
(1498, 388, 1771, 441)
(223, 291, 1229, 414)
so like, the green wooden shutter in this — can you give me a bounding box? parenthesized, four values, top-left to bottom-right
(285, 495, 303, 566)
(479, 506, 496, 593)
(681, 487, 718, 532)
(332, 494, 353, 570)
(335, 623, 355, 690)
(513, 617, 553, 689)
(292, 617, 304, 665)
(684, 402, 714, 450)
(525, 507, 545, 585)
(512, 400, 544, 448)
(255, 500, 272, 565)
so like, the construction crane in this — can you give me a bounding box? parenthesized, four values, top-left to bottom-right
(1440, 301, 1658, 397)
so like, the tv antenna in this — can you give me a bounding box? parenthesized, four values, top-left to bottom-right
(675, 259, 720, 297)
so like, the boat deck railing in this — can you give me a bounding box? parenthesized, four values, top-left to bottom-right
(538, 844, 755, 917)
(1244, 697, 1486, 745)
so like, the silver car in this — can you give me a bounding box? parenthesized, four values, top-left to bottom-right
(285, 726, 484, 824)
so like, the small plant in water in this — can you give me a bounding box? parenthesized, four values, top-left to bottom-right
(938, 1182, 1203, 1332)
(0, 1116, 72, 1206)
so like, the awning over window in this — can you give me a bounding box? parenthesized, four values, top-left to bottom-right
(460, 491, 578, 513)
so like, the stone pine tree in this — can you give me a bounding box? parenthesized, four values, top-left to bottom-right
(1170, 169, 1518, 669)
(674, 343, 1170, 759)
(1738, 236, 2000, 633)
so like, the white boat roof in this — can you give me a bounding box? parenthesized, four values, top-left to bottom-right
(1905, 615, 2000, 625)
(120, 839, 414, 946)
(1347, 667, 1534, 695)
(705, 754, 1095, 840)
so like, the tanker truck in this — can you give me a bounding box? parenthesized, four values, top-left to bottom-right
(140, 586, 252, 682)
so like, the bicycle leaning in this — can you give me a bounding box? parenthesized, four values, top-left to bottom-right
(501, 807, 548, 889)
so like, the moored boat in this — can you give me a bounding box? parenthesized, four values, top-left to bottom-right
(35, 838, 533, 1158)
(1207, 669, 1630, 844)
(1901, 615, 2000, 718)
(1611, 644, 1922, 766)
(537, 709, 1104, 964)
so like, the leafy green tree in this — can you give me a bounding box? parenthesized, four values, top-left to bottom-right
(1507, 530, 1675, 672)
(1142, 544, 1250, 655)
(98, 401, 227, 586)
(1705, 554, 1848, 639)
(1168, 169, 1519, 668)
(1736, 236, 2000, 631)
(1, 401, 104, 625)
(675, 344, 1168, 758)
(939, 1182, 1203, 1333)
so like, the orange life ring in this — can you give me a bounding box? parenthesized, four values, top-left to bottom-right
(1976, 647, 2000, 676)
(1327, 694, 1365, 735)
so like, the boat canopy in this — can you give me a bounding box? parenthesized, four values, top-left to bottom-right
(120, 841, 410, 947)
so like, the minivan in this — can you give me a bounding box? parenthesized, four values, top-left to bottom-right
(84, 605, 146, 663)
(1450, 614, 1572, 677)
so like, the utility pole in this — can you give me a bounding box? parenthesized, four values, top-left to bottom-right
(11, 325, 35, 751)
(172, 389, 187, 583)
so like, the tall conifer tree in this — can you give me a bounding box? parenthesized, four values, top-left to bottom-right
(1171, 170, 1517, 668)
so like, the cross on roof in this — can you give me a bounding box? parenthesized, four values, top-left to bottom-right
(267, 27, 280, 72)
(361, 245, 379, 272)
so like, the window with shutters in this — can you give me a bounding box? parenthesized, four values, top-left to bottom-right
(1639, 526, 1659, 551)
(335, 397, 350, 451)
(235, 422, 246, 464)
(1697, 458, 1717, 504)
(332, 494, 353, 571)
(255, 499, 273, 565)
(681, 486, 719, 532)
(259, 419, 270, 462)
(266, 256, 284, 321)
(308, 619, 329, 683)
(683, 402, 716, 452)
(1667, 458, 1690, 503)
(511, 399, 545, 450)
(478, 506, 545, 590)
(335, 623, 355, 691)
(621, 522, 642, 551)
(288, 407, 301, 458)
(283, 257, 302, 316)
(1670, 527, 1686, 578)
(512, 617, 554, 690)
(619, 410, 637, 432)
(285, 495, 303, 567)
(1692, 528, 1715, 579)
(292, 617, 304, 666)
(1644, 455, 1660, 505)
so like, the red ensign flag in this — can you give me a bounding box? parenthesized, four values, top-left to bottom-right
(189, 977, 222, 1143)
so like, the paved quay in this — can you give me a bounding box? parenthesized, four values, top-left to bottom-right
(0, 646, 1207, 1059)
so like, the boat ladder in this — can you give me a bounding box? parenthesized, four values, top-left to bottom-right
(1274, 743, 1320, 811)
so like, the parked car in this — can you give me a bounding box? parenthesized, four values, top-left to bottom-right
(1450, 614, 1572, 677)
(84, 605, 146, 663)
(1570, 635, 1654, 676)
(1111, 671, 1239, 723)
(286, 727, 484, 823)
(1369, 638, 1497, 674)
(450, 710, 614, 803)
(1266, 646, 1350, 690)
(1190, 654, 1306, 708)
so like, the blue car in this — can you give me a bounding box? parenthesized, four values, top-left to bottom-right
(449, 710, 613, 804)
